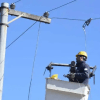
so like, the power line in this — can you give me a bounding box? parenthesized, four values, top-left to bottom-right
(83, 28, 87, 52)
(6, 21, 37, 49)
(51, 17, 86, 21)
(14, 0, 21, 3)
(92, 17, 100, 20)
(0, 60, 4, 65)
(0, 75, 3, 82)
(28, 22, 41, 100)
(51, 17, 100, 21)
(1, 9, 9, 16)
(48, 0, 77, 12)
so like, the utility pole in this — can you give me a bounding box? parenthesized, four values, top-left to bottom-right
(0, 2, 51, 100)
(0, 3, 9, 100)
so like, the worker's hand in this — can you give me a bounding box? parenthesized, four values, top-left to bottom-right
(67, 73, 75, 79)
(89, 72, 94, 78)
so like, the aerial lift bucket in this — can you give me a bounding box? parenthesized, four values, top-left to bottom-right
(45, 78, 90, 100)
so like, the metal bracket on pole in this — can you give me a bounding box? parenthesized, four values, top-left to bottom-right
(0, 23, 9, 27)
(7, 13, 24, 24)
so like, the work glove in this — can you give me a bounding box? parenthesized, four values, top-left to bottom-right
(66, 73, 75, 79)
(89, 72, 94, 78)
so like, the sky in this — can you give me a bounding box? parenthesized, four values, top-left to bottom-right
(0, 0, 100, 100)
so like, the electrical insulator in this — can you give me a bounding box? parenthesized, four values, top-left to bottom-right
(43, 12, 49, 18)
(10, 3, 15, 9)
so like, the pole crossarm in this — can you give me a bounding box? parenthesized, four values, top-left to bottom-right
(8, 9, 51, 24)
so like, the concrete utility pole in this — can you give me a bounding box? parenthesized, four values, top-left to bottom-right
(0, 2, 51, 100)
(0, 3, 9, 100)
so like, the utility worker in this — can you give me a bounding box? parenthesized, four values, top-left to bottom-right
(66, 51, 90, 85)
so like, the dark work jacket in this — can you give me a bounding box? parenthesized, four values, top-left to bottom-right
(74, 61, 90, 85)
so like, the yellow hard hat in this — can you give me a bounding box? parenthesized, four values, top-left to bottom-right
(50, 74, 58, 79)
(76, 51, 87, 58)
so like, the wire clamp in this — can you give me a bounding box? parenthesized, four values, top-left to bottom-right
(83, 18, 92, 29)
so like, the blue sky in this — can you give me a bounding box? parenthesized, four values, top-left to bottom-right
(0, 0, 100, 100)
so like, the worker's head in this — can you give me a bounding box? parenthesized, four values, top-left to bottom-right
(76, 51, 87, 62)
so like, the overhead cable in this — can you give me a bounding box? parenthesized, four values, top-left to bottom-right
(14, 0, 21, 3)
(51, 17, 100, 21)
(83, 28, 87, 52)
(28, 22, 41, 100)
(51, 17, 86, 21)
(6, 21, 37, 49)
(48, 0, 77, 12)
(0, 75, 3, 82)
(92, 17, 100, 20)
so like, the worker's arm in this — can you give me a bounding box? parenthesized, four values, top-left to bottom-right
(75, 64, 90, 79)
(70, 67, 76, 73)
